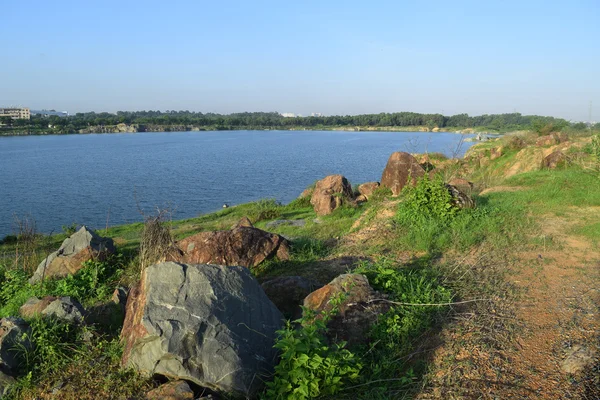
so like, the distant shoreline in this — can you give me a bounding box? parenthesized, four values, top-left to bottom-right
(0, 125, 503, 137)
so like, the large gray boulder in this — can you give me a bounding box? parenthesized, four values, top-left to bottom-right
(29, 226, 115, 284)
(0, 317, 31, 372)
(120, 262, 284, 397)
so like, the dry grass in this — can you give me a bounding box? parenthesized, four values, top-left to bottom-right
(138, 209, 176, 271)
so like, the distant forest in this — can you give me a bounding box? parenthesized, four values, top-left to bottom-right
(1, 110, 594, 134)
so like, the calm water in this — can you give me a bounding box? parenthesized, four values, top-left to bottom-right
(0, 130, 475, 237)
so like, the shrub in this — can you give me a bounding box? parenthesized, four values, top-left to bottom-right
(396, 174, 457, 224)
(264, 301, 361, 400)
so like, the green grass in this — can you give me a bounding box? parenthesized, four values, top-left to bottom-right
(500, 169, 600, 213)
(392, 175, 531, 254)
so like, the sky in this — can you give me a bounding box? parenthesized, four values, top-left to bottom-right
(1, 0, 598, 121)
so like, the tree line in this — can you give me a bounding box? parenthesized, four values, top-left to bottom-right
(1, 110, 595, 134)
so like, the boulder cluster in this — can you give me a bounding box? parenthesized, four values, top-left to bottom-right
(0, 150, 476, 398)
(304, 151, 474, 216)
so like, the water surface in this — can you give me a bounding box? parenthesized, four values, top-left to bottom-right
(0, 130, 475, 237)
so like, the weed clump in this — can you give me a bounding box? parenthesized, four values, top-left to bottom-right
(139, 210, 175, 270)
(249, 199, 283, 222)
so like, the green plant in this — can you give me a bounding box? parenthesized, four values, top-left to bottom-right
(249, 199, 283, 222)
(591, 134, 600, 167)
(286, 195, 312, 210)
(264, 300, 361, 399)
(18, 318, 84, 376)
(397, 174, 457, 224)
(48, 257, 122, 305)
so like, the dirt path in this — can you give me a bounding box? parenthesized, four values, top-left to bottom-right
(413, 208, 600, 399)
(507, 211, 599, 398)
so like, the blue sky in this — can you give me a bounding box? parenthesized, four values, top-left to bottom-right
(1, 0, 598, 120)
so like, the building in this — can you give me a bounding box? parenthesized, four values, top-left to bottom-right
(281, 112, 296, 118)
(31, 109, 68, 117)
(311, 112, 323, 117)
(0, 107, 30, 120)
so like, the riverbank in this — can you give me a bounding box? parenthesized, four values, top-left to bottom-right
(0, 130, 598, 399)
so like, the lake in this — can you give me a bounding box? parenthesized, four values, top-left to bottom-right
(0, 130, 475, 237)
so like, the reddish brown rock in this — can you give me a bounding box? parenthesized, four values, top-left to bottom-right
(357, 182, 380, 200)
(543, 150, 568, 169)
(19, 296, 58, 318)
(447, 178, 474, 194)
(146, 380, 194, 400)
(231, 216, 253, 229)
(167, 227, 290, 268)
(310, 175, 354, 216)
(380, 152, 426, 196)
(299, 187, 313, 199)
(490, 146, 503, 160)
(303, 274, 389, 346)
(536, 134, 557, 147)
(535, 133, 567, 147)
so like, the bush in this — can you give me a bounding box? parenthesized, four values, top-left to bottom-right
(264, 302, 361, 400)
(396, 174, 457, 224)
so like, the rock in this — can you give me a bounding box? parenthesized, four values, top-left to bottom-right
(231, 217, 253, 229)
(561, 345, 596, 374)
(42, 297, 86, 324)
(20, 296, 86, 324)
(535, 133, 567, 147)
(262, 276, 323, 319)
(543, 150, 568, 169)
(299, 188, 313, 199)
(310, 175, 354, 216)
(112, 286, 129, 312)
(303, 274, 388, 346)
(121, 262, 283, 397)
(490, 146, 503, 160)
(380, 152, 426, 196)
(146, 380, 195, 400)
(168, 227, 290, 268)
(420, 161, 436, 172)
(0, 370, 15, 398)
(265, 220, 306, 229)
(447, 178, 474, 194)
(19, 296, 58, 318)
(29, 226, 115, 284)
(355, 194, 368, 203)
(357, 182, 380, 200)
(445, 184, 476, 209)
(0, 317, 31, 372)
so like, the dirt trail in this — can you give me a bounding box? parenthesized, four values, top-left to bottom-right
(507, 210, 599, 398)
